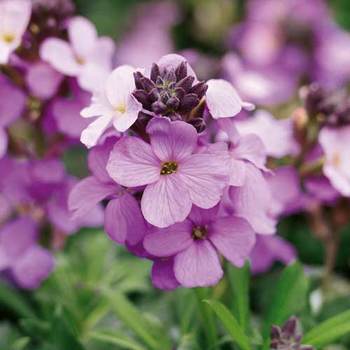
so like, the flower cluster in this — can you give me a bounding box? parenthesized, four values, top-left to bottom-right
(224, 0, 350, 106)
(0, 0, 113, 288)
(70, 54, 278, 289)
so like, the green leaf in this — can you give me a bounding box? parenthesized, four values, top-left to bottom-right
(90, 331, 146, 350)
(303, 310, 350, 348)
(227, 262, 250, 331)
(262, 262, 309, 348)
(0, 282, 35, 318)
(106, 291, 171, 350)
(204, 299, 251, 350)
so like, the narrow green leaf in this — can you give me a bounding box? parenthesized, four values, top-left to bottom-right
(227, 262, 250, 331)
(90, 331, 146, 350)
(262, 262, 309, 350)
(303, 310, 350, 347)
(0, 282, 35, 318)
(106, 291, 170, 350)
(204, 299, 251, 350)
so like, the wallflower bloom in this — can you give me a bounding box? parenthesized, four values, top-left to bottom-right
(0, 218, 54, 289)
(319, 126, 350, 196)
(40, 16, 115, 92)
(235, 110, 299, 158)
(69, 137, 146, 246)
(144, 206, 255, 287)
(80, 65, 142, 148)
(0, 0, 31, 64)
(107, 118, 229, 228)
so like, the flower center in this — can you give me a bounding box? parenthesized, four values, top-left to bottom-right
(160, 161, 178, 175)
(2, 33, 15, 43)
(332, 152, 341, 167)
(115, 103, 126, 114)
(192, 226, 207, 240)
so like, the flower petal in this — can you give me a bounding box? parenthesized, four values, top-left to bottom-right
(88, 137, 117, 183)
(151, 258, 179, 291)
(107, 137, 160, 187)
(206, 79, 253, 119)
(112, 94, 142, 132)
(0, 128, 7, 158)
(68, 16, 97, 59)
(143, 221, 193, 256)
(40, 38, 80, 76)
(68, 176, 116, 220)
(229, 163, 276, 234)
(179, 153, 229, 209)
(209, 217, 255, 267)
(105, 65, 136, 107)
(174, 241, 223, 287)
(12, 245, 54, 289)
(147, 118, 197, 162)
(105, 193, 146, 245)
(80, 115, 112, 149)
(141, 175, 192, 227)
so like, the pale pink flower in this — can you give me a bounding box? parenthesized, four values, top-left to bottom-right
(40, 16, 115, 92)
(80, 65, 142, 148)
(0, 0, 31, 64)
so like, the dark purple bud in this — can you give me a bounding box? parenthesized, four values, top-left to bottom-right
(176, 76, 195, 92)
(152, 101, 167, 114)
(148, 88, 160, 103)
(270, 317, 314, 350)
(150, 63, 160, 83)
(190, 81, 208, 99)
(181, 93, 200, 112)
(282, 316, 298, 338)
(175, 87, 186, 100)
(175, 61, 188, 80)
(134, 72, 144, 90)
(166, 96, 180, 110)
(133, 90, 149, 105)
(140, 77, 156, 92)
(189, 118, 206, 133)
(163, 69, 177, 84)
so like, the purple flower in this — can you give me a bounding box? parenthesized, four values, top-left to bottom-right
(222, 54, 297, 106)
(234, 110, 299, 158)
(0, 0, 32, 64)
(0, 128, 7, 159)
(319, 126, 350, 196)
(250, 235, 296, 275)
(26, 61, 63, 100)
(51, 82, 92, 139)
(69, 137, 147, 246)
(107, 118, 229, 228)
(80, 65, 142, 148)
(0, 218, 54, 289)
(144, 206, 255, 288)
(40, 16, 115, 92)
(116, 1, 178, 68)
(0, 74, 26, 128)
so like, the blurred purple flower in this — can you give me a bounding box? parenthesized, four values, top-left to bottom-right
(0, 217, 54, 289)
(40, 16, 115, 92)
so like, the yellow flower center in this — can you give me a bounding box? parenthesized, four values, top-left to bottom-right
(2, 33, 15, 43)
(332, 152, 341, 168)
(192, 226, 207, 240)
(160, 161, 178, 175)
(115, 103, 126, 114)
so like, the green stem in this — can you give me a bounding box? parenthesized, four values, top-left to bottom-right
(194, 288, 218, 350)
